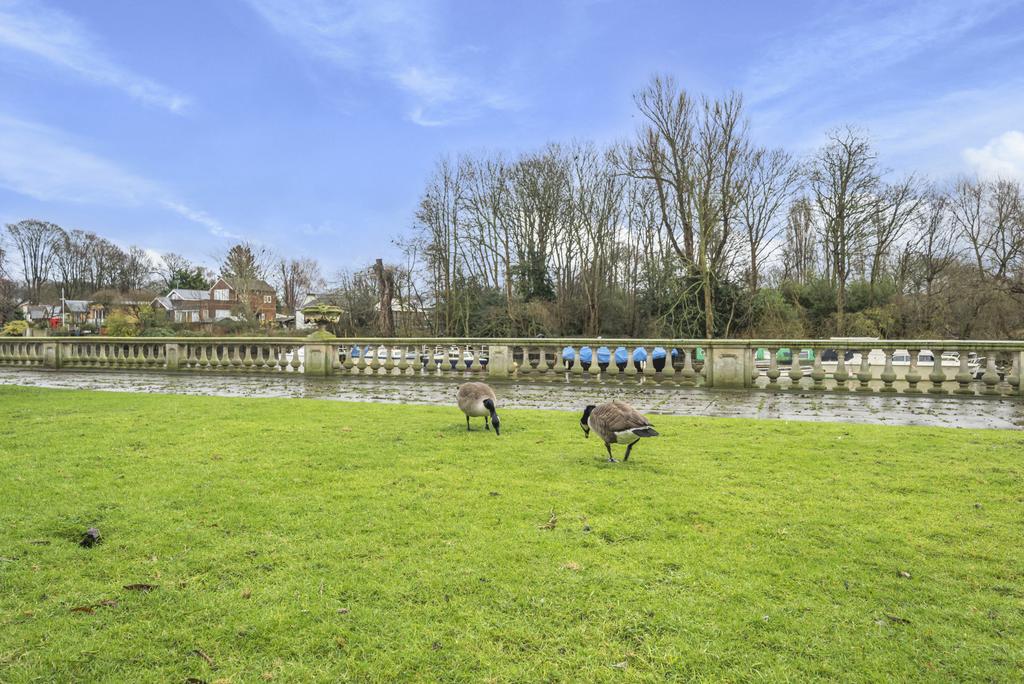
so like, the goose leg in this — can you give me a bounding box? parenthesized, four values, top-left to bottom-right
(466, 415, 471, 431)
(605, 443, 617, 463)
(623, 443, 635, 462)
(485, 417, 490, 430)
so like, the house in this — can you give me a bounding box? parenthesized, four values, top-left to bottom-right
(201, 277, 277, 323)
(49, 300, 90, 325)
(151, 288, 209, 324)
(19, 302, 58, 323)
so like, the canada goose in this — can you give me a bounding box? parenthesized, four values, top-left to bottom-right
(580, 401, 659, 462)
(457, 382, 501, 435)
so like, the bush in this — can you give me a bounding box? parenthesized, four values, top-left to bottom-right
(1, 320, 29, 336)
(105, 311, 139, 337)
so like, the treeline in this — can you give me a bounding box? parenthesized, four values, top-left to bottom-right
(400, 76, 1024, 339)
(0, 220, 326, 324)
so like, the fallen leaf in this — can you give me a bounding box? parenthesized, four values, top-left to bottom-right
(96, 599, 118, 608)
(538, 511, 558, 530)
(885, 613, 911, 625)
(431, 641, 442, 650)
(241, 589, 252, 599)
(29, 540, 51, 546)
(489, 491, 500, 497)
(611, 661, 628, 669)
(898, 570, 912, 579)
(260, 674, 274, 681)
(562, 561, 582, 571)
(192, 649, 216, 669)
(184, 678, 206, 684)
(337, 608, 350, 614)
(123, 583, 158, 591)
(341, 427, 352, 432)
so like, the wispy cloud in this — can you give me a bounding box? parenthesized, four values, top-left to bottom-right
(244, 0, 518, 126)
(0, 0, 189, 113)
(745, 0, 1014, 107)
(0, 116, 235, 237)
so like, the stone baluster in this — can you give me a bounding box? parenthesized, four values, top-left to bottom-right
(606, 349, 620, 383)
(1006, 351, 1021, 396)
(517, 347, 531, 379)
(382, 345, 394, 374)
(765, 348, 781, 390)
(570, 348, 584, 380)
(905, 349, 922, 393)
(928, 350, 948, 394)
(954, 351, 973, 395)
(981, 352, 1000, 396)
(833, 349, 849, 390)
(681, 349, 696, 387)
(855, 348, 873, 392)
(552, 347, 566, 379)
(663, 349, 677, 384)
(536, 347, 548, 379)
(369, 346, 381, 374)
(880, 349, 897, 393)
(397, 346, 409, 375)
(623, 348, 638, 383)
(289, 346, 302, 373)
(641, 347, 655, 383)
(787, 348, 803, 390)
(810, 348, 826, 391)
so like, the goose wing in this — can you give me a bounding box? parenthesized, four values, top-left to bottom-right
(593, 401, 651, 433)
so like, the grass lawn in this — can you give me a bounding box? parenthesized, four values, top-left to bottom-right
(0, 385, 1022, 682)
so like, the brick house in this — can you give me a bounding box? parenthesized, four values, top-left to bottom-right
(202, 277, 277, 323)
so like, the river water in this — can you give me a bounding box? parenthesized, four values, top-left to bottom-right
(3, 369, 1022, 430)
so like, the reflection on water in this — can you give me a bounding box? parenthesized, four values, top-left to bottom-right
(1, 369, 1021, 430)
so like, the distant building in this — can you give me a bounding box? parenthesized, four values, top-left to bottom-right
(151, 288, 209, 323)
(203, 277, 277, 323)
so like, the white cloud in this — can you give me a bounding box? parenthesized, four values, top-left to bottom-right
(0, 115, 235, 237)
(244, 0, 517, 126)
(964, 130, 1024, 180)
(0, 0, 189, 113)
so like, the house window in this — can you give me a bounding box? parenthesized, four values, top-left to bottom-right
(214, 289, 230, 301)
(215, 309, 231, 319)
(263, 295, 273, 304)
(191, 311, 199, 322)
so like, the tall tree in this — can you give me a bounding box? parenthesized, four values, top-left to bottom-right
(5, 219, 62, 301)
(807, 127, 881, 334)
(276, 257, 324, 311)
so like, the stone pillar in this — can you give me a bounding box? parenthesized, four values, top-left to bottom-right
(706, 343, 753, 389)
(487, 346, 512, 379)
(165, 343, 181, 371)
(42, 341, 60, 369)
(302, 343, 334, 376)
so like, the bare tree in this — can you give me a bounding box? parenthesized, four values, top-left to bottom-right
(276, 257, 324, 312)
(868, 176, 925, 304)
(739, 147, 801, 292)
(5, 219, 62, 302)
(807, 127, 881, 334)
(373, 258, 396, 336)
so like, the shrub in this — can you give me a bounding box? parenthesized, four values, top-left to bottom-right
(105, 311, 139, 337)
(1, 320, 29, 336)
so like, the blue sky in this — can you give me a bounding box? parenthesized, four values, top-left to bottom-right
(2, 0, 1023, 274)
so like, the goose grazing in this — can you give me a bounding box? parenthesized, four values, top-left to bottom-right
(580, 401, 659, 462)
(457, 382, 501, 435)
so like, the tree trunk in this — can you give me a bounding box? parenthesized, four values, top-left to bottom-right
(373, 258, 395, 337)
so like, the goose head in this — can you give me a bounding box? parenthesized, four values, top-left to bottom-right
(580, 404, 596, 438)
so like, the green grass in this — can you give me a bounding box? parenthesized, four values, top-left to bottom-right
(1, 385, 1022, 682)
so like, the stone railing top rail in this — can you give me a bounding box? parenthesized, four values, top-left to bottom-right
(32, 336, 1024, 350)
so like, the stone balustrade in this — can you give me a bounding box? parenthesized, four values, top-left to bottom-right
(0, 336, 1021, 398)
